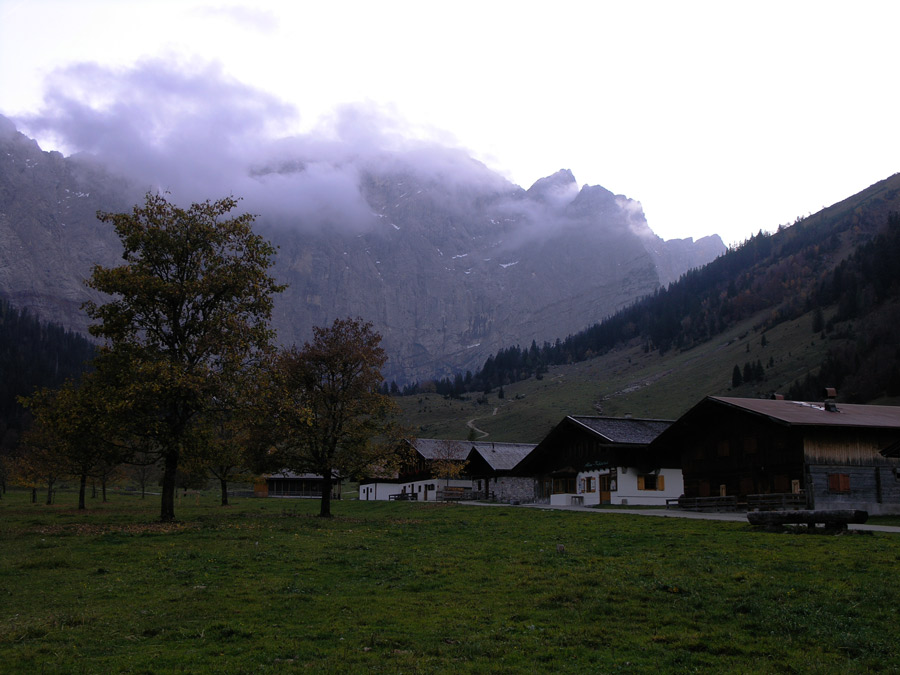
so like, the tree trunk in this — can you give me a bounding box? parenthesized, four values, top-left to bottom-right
(319, 471, 333, 518)
(220, 478, 229, 506)
(31, 487, 37, 503)
(79, 473, 87, 510)
(160, 451, 179, 522)
(46, 479, 54, 505)
(91, 480, 97, 499)
(101, 476, 108, 502)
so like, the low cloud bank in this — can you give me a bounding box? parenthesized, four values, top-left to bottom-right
(15, 58, 508, 232)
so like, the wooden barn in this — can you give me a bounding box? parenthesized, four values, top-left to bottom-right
(512, 415, 680, 505)
(651, 395, 900, 514)
(464, 441, 537, 503)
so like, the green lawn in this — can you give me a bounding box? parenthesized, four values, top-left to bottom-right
(2, 490, 899, 673)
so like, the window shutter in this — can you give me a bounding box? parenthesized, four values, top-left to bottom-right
(828, 473, 840, 492)
(828, 473, 851, 493)
(658, 475, 665, 491)
(637, 476, 645, 490)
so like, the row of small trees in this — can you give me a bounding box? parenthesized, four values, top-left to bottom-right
(13, 193, 403, 520)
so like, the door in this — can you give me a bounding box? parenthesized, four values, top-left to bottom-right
(599, 474, 611, 504)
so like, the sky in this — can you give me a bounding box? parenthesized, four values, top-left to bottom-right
(1, 0, 898, 245)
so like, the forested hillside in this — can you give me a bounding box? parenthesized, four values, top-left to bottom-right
(398, 174, 900, 404)
(0, 298, 96, 450)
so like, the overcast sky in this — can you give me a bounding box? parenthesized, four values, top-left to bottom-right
(1, 0, 897, 244)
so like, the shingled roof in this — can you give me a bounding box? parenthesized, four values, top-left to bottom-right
(409, 439, 471, 461)
(468, 442, 537, 471)
(709, 397, 900, 429)
(512, 415, 675, 475)
(567, 416, 673, 445)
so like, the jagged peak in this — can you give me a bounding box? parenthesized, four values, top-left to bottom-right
(526, 169, 579, 207)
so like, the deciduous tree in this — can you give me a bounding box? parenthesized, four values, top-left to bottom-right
(84, 193, 284, 521)
(430, 439, 469, 493)
(269, 318, 402, 518)
(20, 376, 122, 509)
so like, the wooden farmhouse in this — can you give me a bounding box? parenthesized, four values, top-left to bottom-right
(256, 472, 342, 499)
(464, 442, 537, 503)
(512, 415, 681, 506)
(650, 395, 900, 514)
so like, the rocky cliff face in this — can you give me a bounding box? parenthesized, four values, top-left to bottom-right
(0, 119, 724, 381)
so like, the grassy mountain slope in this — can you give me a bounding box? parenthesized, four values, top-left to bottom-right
(398, 173, 900, 442)
(398, 308, 838, 442)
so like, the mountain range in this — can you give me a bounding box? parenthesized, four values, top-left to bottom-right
(0, 116, 723, 381)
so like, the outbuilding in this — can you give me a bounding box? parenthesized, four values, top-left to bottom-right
(465, 441, 537, 503)
(256, 471, 342, 499)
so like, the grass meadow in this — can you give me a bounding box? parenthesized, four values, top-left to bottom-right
(2, 490, 900, 673)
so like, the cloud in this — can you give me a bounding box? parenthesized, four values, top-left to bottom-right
(194, 6, 280, 34)
(16, 58, 510, 231)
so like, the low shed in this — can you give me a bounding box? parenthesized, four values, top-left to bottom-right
(259, 472, 342, 499)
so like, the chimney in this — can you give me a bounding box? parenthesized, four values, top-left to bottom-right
(823, 387, 839, 412)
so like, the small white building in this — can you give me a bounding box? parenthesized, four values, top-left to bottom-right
(358, 478, 474, 501)
(571, 466, 684, 506)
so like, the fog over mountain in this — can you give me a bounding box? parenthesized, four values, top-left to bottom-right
(2, 61, 724, 381)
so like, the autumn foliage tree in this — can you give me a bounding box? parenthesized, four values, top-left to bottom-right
(84, 193, 284, 521)
(270, 318, 401, 518)
(430, 439, 469, 492)
(19, 375, 122, 509)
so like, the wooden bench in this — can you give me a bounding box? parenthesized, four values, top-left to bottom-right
(437, 486, 473, 502)
(747, 509, 868, 532)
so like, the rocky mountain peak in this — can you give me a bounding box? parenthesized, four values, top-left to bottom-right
(526, 169, 578, 207)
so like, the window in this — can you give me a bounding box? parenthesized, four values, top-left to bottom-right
(637, 474, 665, 491)
(553, 477, 576, 493)
(586, 477, 596, 493)
(828, 473, 850, 494)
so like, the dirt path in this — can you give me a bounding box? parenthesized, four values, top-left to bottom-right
(466, 417, 489, 439)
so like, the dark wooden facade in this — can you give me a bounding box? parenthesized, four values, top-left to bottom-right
(675, 403, 806, 498)
(260, 472, 342, 499)
(652, 396, 900, 514)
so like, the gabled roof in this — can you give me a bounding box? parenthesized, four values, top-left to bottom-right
(513, 414, 675, 475)
(708, 397, 900, 429)
(467, 442, 537, 471)
(408, 439, 471, 461)
(266, 471, 340, 480)
(568, 416, 673, 445)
